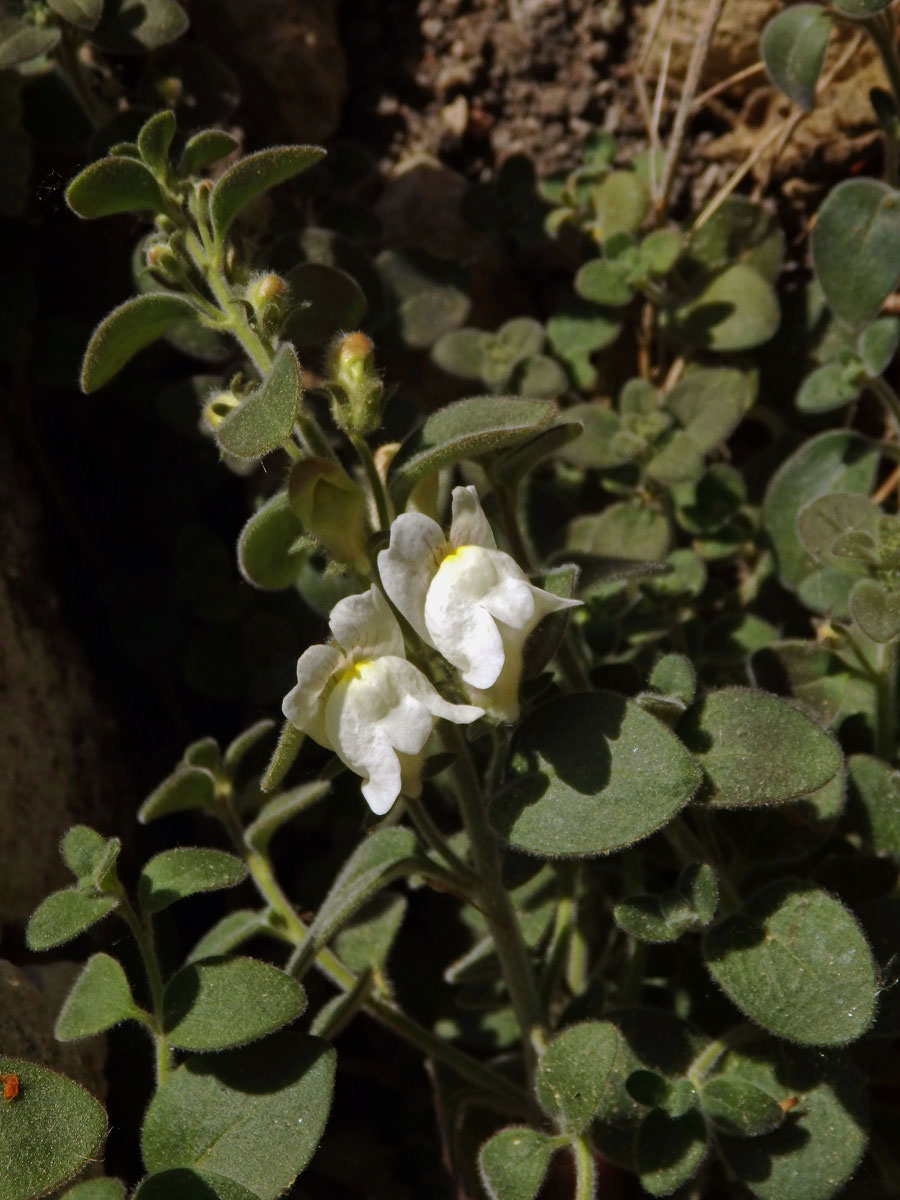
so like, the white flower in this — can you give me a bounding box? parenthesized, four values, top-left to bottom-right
(282, 586, 482, 815)
(377, 486, 581, 721)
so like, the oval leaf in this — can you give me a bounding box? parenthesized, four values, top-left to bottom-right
(67, 156, 164, 219)
(138, 848, 248, 915)
(237, 490, 307, 590)
(55, 953, 138, 1041)
(141, 1031, 335, 1199)
(139, 765, 217, 824)
(850, 578, 900, 643)
(671, 263, 779, 352)
(81, 293, 200, 392)
(0, 1058, 107, 1200)
(59, 1181, 126, 1199)
(812, 179, 900, 328)
(704, 880, 877, 1045)
(535, 1021, 619, 1133)
(26, 890, 118, 952)
(46, 0, 103, 30)
(163, 957, 306, 1051)
(216, 344, 302, 460)
(179, 130, 240, 178)
(210, 146, 325, 241)
(761, 5, 834, 110)
(699, 1076, 785, 1137)
(848, 753, 900, 854)
(0, 21, 60, 68)
(491, 692, 701, 857)
(133, 1170, 261, 1200)
(478, 1127, 555, 1200)
(90, 0, 188, 53)
(635, 1108, 708, 1197)
(676, 687, 843, 807)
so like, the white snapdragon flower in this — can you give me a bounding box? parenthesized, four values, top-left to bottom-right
(282, 586, 482, 815)
(377, 486, 581, 721)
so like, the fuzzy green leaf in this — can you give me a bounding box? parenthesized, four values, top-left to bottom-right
(137, 110, 176, 175)
(676, 687, 843, 807)
(511, 354, 568, 398)
(60, 1180, 126, 1200)
(216, 344, 302, 461)
(614, 893, 695, 943)
(389, 395, 556, 505)
(47, 0, 103, 30)
(133, 1170, 260, 1200)
(67, 157, 164, 219)
(61, 826, 108, 881)
(850, 578, 900, 642)
(80, 293, 199, 392)
(179, 130, 240, 177)
(848, 753, 900, 854)
(210, 146, 325, 241)
(796, 361, 864, 414)
(567, 500, 671, 562)
(139, 765, 217, 823)
(491, 692, 701, 857)
(535, 1021, 619, 1133)
(859, 316, 900, 375)
(0, 20, 60, 68)
(141, 1031, 335, 1198)
(237, 490, 307, 591)
(244, 781, 330, 852)
(224, 719, 275, 772)
(163, 957, 306, 1052)
(635, 1108, 708, 1197)
(55, 953, 138, 1041)
(796, 492, 880, 566)
(671, 264, 779, 351)
(291, 828, 419, 976)
(833, 0, 892, 12)
(91, 0, 188, 53)
(432, 329, 490, 380)
(478, 1127, 555, 1200)
(698, 1076, 785, 1137)
(188, 911, 274, 963)
(575, 258, 634, 307)
(282, 262, 367, 347)
(649, 654, 696, 706)
(0, 1058, 107, 1200)
(761, 5, 834, 110)
(711, 1039, 868, 1200)
(138, 848, 248, 915)
(705, 880, 877, 1045)
(812, 179, 900, 327)
(332, 894, 407, 973)
(666, 366, 753, 452)
(26, 890, 118, 952)
(591, 170, 651, 238)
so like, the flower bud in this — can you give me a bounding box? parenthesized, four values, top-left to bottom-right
(202, 391, 241, 432)
(288, 457, 369, 574)
(246, 273, 288, 339)
(145, 240, 184, 287)
(326, 332, 384, 437)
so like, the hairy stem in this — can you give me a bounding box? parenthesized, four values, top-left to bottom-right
(115, 892, 172, 1086)
(572, 1136, 597, 1200)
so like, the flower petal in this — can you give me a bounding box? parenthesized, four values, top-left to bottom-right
(424, 545, 514, 688)
(282, 643, 343, 747)
(329, 585, 406, 660)
(449, 485, 496, 550)
(377, 512, 447, 644)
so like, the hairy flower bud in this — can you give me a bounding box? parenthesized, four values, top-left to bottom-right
(326, 332, 385, 437)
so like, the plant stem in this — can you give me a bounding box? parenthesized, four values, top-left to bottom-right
(56, 31, 109, 127)
(876, 639, 898, 762)
(572, 1136, 597, 1200)
(868, 375, 900, 441)
(352, 434, 393, 532)
(405, 794, 479, 885)
(115, 892, 172, 1086)
(442, 722, 546, 1087)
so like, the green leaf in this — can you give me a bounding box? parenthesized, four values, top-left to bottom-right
(796, 361, 864, 414)
(833, 0, 892, 12)
(0, 1058, 108, 1200)
(511, 355, 569, 398)
(812, 179, 900, 327)
(244, 781, 330, 853)
(797, 494, 881, 570)
(850, 578, 900, 642)
(676, 687, 843, 807)
(61, 826, 108, 881)
(332, 893, 407, 973)
(59, 1180, 126, 1200)
(216, 344, 302, 460)
(575, 258, 635, 307)
(649, 654, 696, 706)
(858, 316, 900, 375)
(55, 953, 139, 1041)
(666, 366, 753, 452)
(138, 848, 248, 915)
(141, 1031, 335, 1198)
(389, 395, 556, 506)
(47, 0, 103, 30)
(704, 880, 878, 1045)
(478, 1127, 555, 1200)
(635, 1108, 708, 1197)
(137, 110, 176, 175)
(545, 299, 620, 388)
(237, 490, 307, 591)
(80, 293, 199, 392)
(710, 1039, 868, 1200)
(432, 329, 490, 380)
(290, 828, 419, 976)
(671, 263, 780, 351)
(179, 130, 240, 177)
(0, 20, 60, 68)
(67, 157, 164, 219)
(567, 500, 671, 562)
(133, 1170, 261, 1200)
(848, 753, 900, 854)
(163, 957, 306, 1052)
(699, 1076, 785, 1137)
(762, 430, 880, 613)
(90, 0, 188, 53)
(26, 890, 118, 952)
(188, 910, 274, 963)
(491, 692, 701, 857)
(535, 1021, 619, 1133)
(554, 404, 625, 469)
(682, 863, 718, 925)
(282, 262, 367, 347)
(210, 146, 325, 241)
(761, 5, 834, 110)
(224, 719, 275, 772)
(591, 170, 651, 238)
(139, 765, 217, 823)
(614, 893, 695, 943)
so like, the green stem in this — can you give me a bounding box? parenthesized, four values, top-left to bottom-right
(115, 892, 172, 1086)
(352, 435, 393, 532)
(876, 638, 898, 762)
(442, 722, 546, 1087)
(572, 1136, 597, 1200)
(56, 31, 109, 127)
(404, 794, 479, 885)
